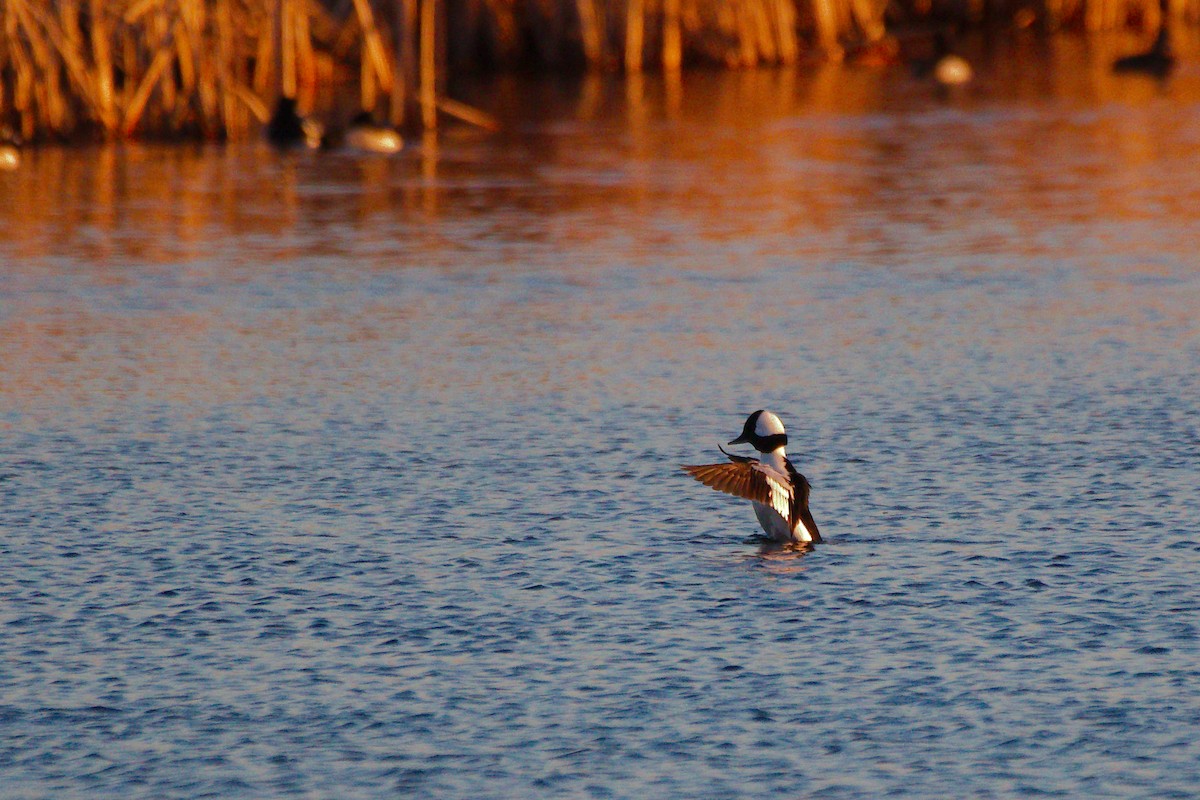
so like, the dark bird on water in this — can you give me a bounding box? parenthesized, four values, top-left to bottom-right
(266, 96, 323, 149)
(1112, 25, 1176, 78)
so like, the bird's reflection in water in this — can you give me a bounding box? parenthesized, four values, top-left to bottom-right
(752, 537, 816, 567)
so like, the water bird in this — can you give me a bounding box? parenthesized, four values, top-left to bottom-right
(266, 96, 323, 149)
(343, 112, 403, 154)
(915, 30, 973, 86)
(1112, 26, 1175, 78)
(0, 127, 20, 170)
(683, 410, 821, 544)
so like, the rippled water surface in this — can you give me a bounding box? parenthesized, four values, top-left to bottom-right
(3, 39, 1200, 798)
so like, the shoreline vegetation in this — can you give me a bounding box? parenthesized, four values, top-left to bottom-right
(1, 0, 1197, 143)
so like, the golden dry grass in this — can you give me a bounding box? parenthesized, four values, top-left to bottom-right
(1, 0, 1196, 140)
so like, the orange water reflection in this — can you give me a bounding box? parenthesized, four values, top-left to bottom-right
(2, 34, 1199, 418)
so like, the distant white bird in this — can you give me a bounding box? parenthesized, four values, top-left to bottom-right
(915, 31, 973, 87)
(683, 410, 822, 544)
(0, 126, 20, 171)
(934, 52, 973, 87)
(344, 112, 403, 154)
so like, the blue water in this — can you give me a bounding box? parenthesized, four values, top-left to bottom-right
(3, 57, 1200, 797)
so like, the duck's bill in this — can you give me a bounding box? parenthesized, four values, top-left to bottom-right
(728, 435, 749, 445)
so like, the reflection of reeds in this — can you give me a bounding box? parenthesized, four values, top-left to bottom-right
(1, 0, 1197, 141)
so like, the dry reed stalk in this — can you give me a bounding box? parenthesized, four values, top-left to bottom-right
(215, 0, 239, 133)
(362, 43, 378, 109)
(15, 52, 34, 137)
(190, 6, 221, 132)
(626, 0, 645, 71)
(391, 0, 417, 126)
(856, 0, 887, 41)
(47, 64, 68, 130)
(0, 9, 8, 113)
(52, 8, 102, 118)
(124, 0, 161, 24)
(7, 45, 26, 122)
(749, 0, 778, 63)
(733, 1, 757, 65)
(295, 0, 319, 108)
(231, 83, 270, 122)
(90, 0, 118, 132)
(253, 9, 273, 97)
(9, 0, 65, 128)
(811, 0, 842, 56)
(281, 0, 297, 99)
(437, 96, 499, 130)
(420, 0, 436, 129)
(9, 2, 50, 81)
(577, 0, 605, 66)
(183, 2, 207, 50)
(124, 25, 177, 135)
(58, 1, 82, 60)
(122, 23, 136, 113)
(176, 16, 197, 99)
(773, 0, 798, 63)
(663, 0, 683, 69)
(9, 0, 52, 126)
(151, 9, 177, 119)
(352, 0, 394, 96)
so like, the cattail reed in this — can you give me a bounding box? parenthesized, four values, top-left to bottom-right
(1, 0, 1197, 141)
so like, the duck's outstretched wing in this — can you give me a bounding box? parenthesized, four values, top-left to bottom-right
(784, 457, 821, 543)
(681, 460, 793, 522)
(718, 444, 755, 465)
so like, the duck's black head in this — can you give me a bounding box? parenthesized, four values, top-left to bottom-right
(728, 409, 788, 453)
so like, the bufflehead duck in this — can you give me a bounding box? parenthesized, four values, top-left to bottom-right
(683, 410, 822, 544)
(1113, 25, 1175, 78)
(266, 96, 323, 149)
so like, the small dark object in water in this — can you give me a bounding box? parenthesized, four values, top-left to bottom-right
(266, 96, 322, 149)
(1112, 27, 1175, 78)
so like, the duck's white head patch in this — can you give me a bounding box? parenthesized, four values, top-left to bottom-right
(755, 411, 786, 438)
